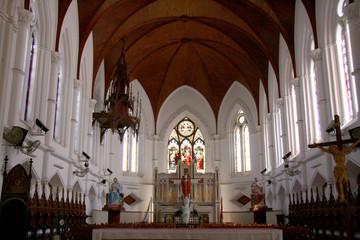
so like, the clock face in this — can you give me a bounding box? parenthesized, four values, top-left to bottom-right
(178, 120, 195, 137)
(238, 115, 245, 124)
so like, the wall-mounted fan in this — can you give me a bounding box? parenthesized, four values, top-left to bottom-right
(20, 140, 41, 156)
(3, 126, 40, 157)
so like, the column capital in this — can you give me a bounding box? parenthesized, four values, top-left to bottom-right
(51, 51, 62, 64)
(266, 113, 272, 121)
(344, 2, 359, 22)
(89, 99, 97, 109)
(256, 125, 262, 132)
(352, 68, 360, 78)
(73, 79, 82, 89)
(17, 8, 33, 25)
(291, 77, 300, 88)
(276, 98, 284, 107)
(213, 134, 220, 140)
(311, 48, 322, 62)
(153, 134, 159, 141)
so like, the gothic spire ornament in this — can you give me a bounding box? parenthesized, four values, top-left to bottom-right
(93, 39, 141, 143)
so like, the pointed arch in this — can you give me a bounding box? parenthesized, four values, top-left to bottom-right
(49, 171, 65, 189)
(309, 170, 326, 190)
(291, 179, 302, 193)
(72, 180, 83, 193)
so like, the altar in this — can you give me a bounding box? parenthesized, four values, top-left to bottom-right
(153, 163, 220, 223)
(93, 227, 283, 240)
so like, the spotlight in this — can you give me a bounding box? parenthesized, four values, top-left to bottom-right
(325, 120, 336, 134)
(284, 163, 289, 168)
(84, 162, 89, 168)
(104, 168, 113, 176)
(35, 118, 49, 133)
(282, 152, 291, 160)
(29, 119, 49, 136)
(260, 168, 267, 174)
(267, 180, 272, 185)
(101, 179, 107, 184)
(82, 151, 90, 160)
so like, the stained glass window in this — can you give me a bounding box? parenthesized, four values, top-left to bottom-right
(122, 129, 138, 173)
(234, 110, 251, 173)
(167, 117, 205, 173)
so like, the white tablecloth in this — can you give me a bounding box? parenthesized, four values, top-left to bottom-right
(93, 227, 282, 240)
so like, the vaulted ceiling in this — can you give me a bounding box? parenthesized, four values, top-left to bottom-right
(54, 0, 316, 124)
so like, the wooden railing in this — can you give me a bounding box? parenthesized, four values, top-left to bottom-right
(26, 182, 87, 239)
(287, 178, 360, 239)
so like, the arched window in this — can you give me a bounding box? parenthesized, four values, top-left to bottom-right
(53, 61, 63, 139)
(122, 129, 138, 173)
(234, 110, 251, 172)
(336, 0, 356, 124)
(24, 31, 38, 121)
(167, 117, 205, 174)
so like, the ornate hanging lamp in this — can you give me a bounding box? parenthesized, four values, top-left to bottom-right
(93, 40, 141, 143)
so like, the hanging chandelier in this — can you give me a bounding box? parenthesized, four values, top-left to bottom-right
(93, 40, 141, 143)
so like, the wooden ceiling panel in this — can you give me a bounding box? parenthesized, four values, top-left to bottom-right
(62, 0, 317, 127)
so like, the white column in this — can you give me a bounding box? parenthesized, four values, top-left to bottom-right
(45, 51, 62, 147)
(266, 113, 276, 173)
(41, 151, 51, 184)
(67, 161, 74, 190)
(311, 48, 332, 138)
(256, 125, 265, 172)
(311, 48, 334, 184)
(214, 134, 220, 169)
(291, 78, 306, 159)
(0, 9, 16, 158)
(87, 99, 97, 157)
(69, 79, 82, 158)
(277, 98, 289, 156)
(8, 8, 33, 124)
(152, 135, 159, 169)
(344, 2, 360, 115)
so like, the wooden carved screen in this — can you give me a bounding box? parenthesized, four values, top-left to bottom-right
(0, 156, 32, 239)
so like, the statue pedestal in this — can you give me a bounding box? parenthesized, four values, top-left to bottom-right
(103, 205, 125, 224)
(251, 206, 271, 224)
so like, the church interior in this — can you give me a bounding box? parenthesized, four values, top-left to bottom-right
(0, 0, 360, 239)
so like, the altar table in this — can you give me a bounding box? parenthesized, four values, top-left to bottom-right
(93, 227, 282, 240)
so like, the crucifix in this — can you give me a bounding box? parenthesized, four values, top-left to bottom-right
(169, 168, 203, 223)
(169, 168, 203, 200)
(308, 115, 360, 202)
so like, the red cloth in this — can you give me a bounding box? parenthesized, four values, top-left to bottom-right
(197, 158, 204, 169)
(184, 152, 192, 165)
(181, 178, 191, 197)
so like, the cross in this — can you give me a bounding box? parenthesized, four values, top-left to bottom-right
(308, 115, 358, 150)
(308, 115, 360, 202)
(169, 169, 203, 199)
